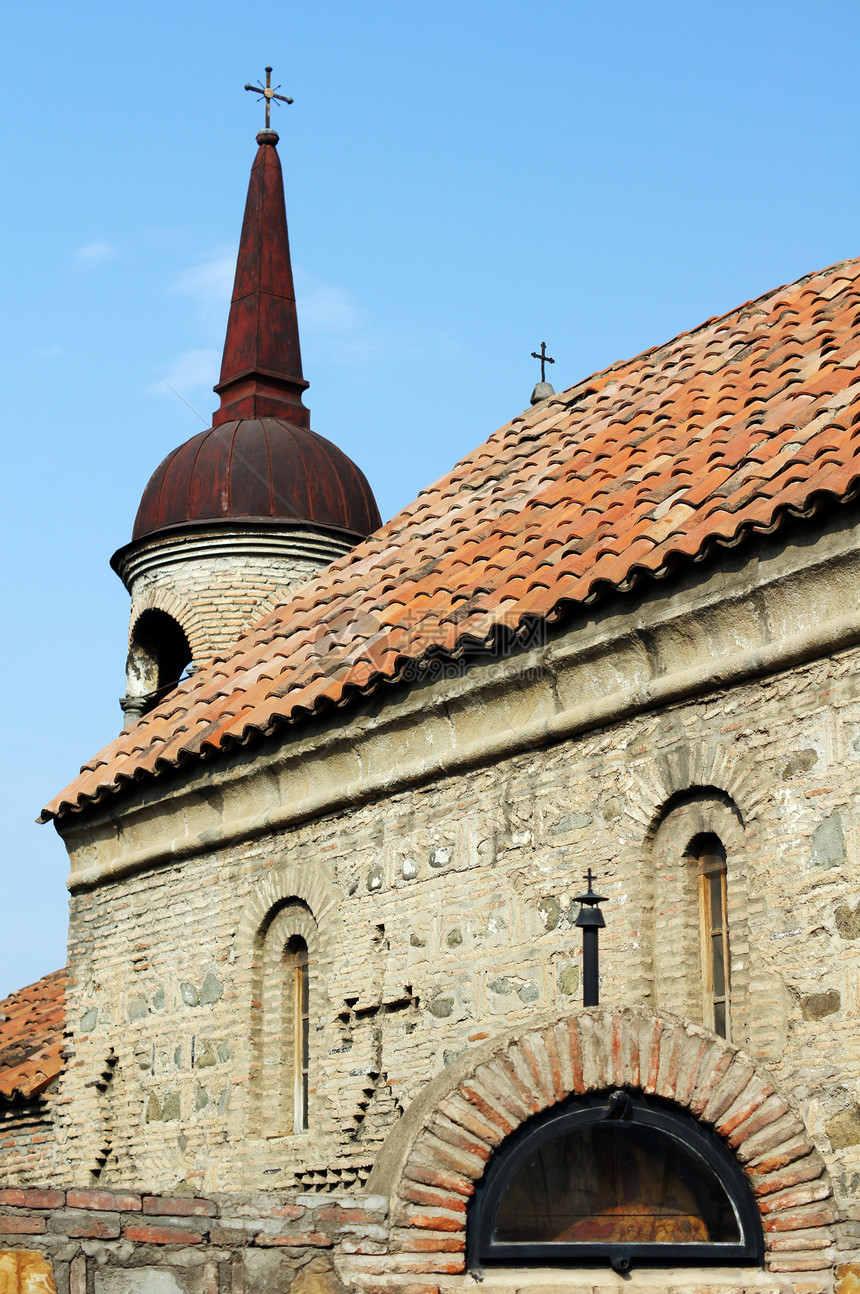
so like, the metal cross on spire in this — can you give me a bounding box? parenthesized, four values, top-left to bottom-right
(244, 66, 293, 129)
(531, 341, 555, 384)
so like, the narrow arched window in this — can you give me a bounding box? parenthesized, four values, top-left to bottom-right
(254, 903, 316, 1138)
(286, 935, 309, 1133)
(696, 835, 730, 1040)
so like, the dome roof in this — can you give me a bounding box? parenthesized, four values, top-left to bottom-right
(132, 417, 381, 542)
(122, 128, 381, 553)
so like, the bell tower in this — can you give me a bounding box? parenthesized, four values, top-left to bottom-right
(112, 97, 380, 728)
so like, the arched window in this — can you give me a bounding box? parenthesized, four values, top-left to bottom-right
(286, 935, 309, 1134)
(467, 1090, 763, 1274)
(649, 794, 747, 1038)
(254, 901, 316, 1137)
(695, 834, 731, 1040)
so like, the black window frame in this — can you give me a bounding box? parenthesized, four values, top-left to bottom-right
(466, 1090, 764, 1274)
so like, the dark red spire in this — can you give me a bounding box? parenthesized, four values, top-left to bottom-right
(213, 129, 309, 428)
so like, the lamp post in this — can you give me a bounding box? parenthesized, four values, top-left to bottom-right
(574, 868, 608, 1007)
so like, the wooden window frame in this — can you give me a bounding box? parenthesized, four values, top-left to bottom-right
(697, 837, 731, 1041)
(253, 898, 318, 1140)
(286, 935, 309, 1134)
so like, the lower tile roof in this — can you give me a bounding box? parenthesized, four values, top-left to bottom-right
(0, 969, 66, 1101)
(43, 255, 860, 823)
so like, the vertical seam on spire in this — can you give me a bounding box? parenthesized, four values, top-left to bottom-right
(262, 420, 275, 518)
(309, 430, 350, 527)
(226, 422, 238, 517)
(254, 150, 267, 389)
(142, 444, 182, 536)
(187, 431, 210, 523)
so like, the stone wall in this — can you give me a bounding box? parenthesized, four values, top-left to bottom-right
(0, 1186, 387, 1294)
(1, 995, 855, 1294)
(50, 635, 860, 1234)
(34, 511, 860, 1284)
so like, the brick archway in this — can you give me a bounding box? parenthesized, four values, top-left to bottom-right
(129, 587, 200, 654)
(369, 1008, 836, 1281)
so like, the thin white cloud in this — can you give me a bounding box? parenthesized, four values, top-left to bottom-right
(170, 247, 237, 339)
(150, 348, 220, 405)
(159, 250, 415, 397)
(294, 270, 389, 364)
(72, 241, 118, 270)
(297, 277, 363, 335)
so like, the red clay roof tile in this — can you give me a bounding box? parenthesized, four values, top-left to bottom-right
(0, 970, 66, 1101)
(43, 256, 860, 822)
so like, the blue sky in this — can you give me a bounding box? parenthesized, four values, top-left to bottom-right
(1, 0, 858, 997)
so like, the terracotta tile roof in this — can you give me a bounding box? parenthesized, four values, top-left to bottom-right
(0, 970, 66, 1101)
(44, 256, 860, 822)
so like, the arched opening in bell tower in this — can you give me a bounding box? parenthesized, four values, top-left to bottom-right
(123, 609, 192, 726)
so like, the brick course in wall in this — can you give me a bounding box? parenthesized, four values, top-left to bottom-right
(0, 1096, 57, 1187)
(0, 1188, 388, 1294)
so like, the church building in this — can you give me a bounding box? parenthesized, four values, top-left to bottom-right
(2, 90, 860, 1294)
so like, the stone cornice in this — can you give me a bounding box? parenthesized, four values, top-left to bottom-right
(113, 523, 354, 590)
(60, 508, 860, 891)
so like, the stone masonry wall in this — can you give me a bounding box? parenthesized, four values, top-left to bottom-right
(0, 1186, 387, 1294)
(5, 996, 860, 1294)
(51, 636, 860, 1261)
(2, 1183, 845, 1294)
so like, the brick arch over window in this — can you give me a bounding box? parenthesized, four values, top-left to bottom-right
(129, 587, 201, 657)
(236, 862, 343, 956)
(368, 1009, 836, 1281)
(621, 741, 767, 843)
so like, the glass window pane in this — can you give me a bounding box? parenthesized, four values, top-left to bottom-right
(711, 934, 726, 997)
(709, 871, 723, 928)
(288, 938, 310, 1133)
(492, 1124, 740, 1246)
(714, 1000, 727, 1038)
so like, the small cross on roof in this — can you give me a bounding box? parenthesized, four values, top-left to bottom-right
(531, 341, 555, 384)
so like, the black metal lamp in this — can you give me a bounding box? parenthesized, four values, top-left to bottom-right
(574, 868, 608, 1007)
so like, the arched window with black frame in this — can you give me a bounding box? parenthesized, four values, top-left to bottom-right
(467, 1089, 763, 1274)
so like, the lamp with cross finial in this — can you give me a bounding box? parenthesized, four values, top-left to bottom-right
(529, 341, 556, 405)
(574, 867, 608, 1007)
(245, 66, 293, 131)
